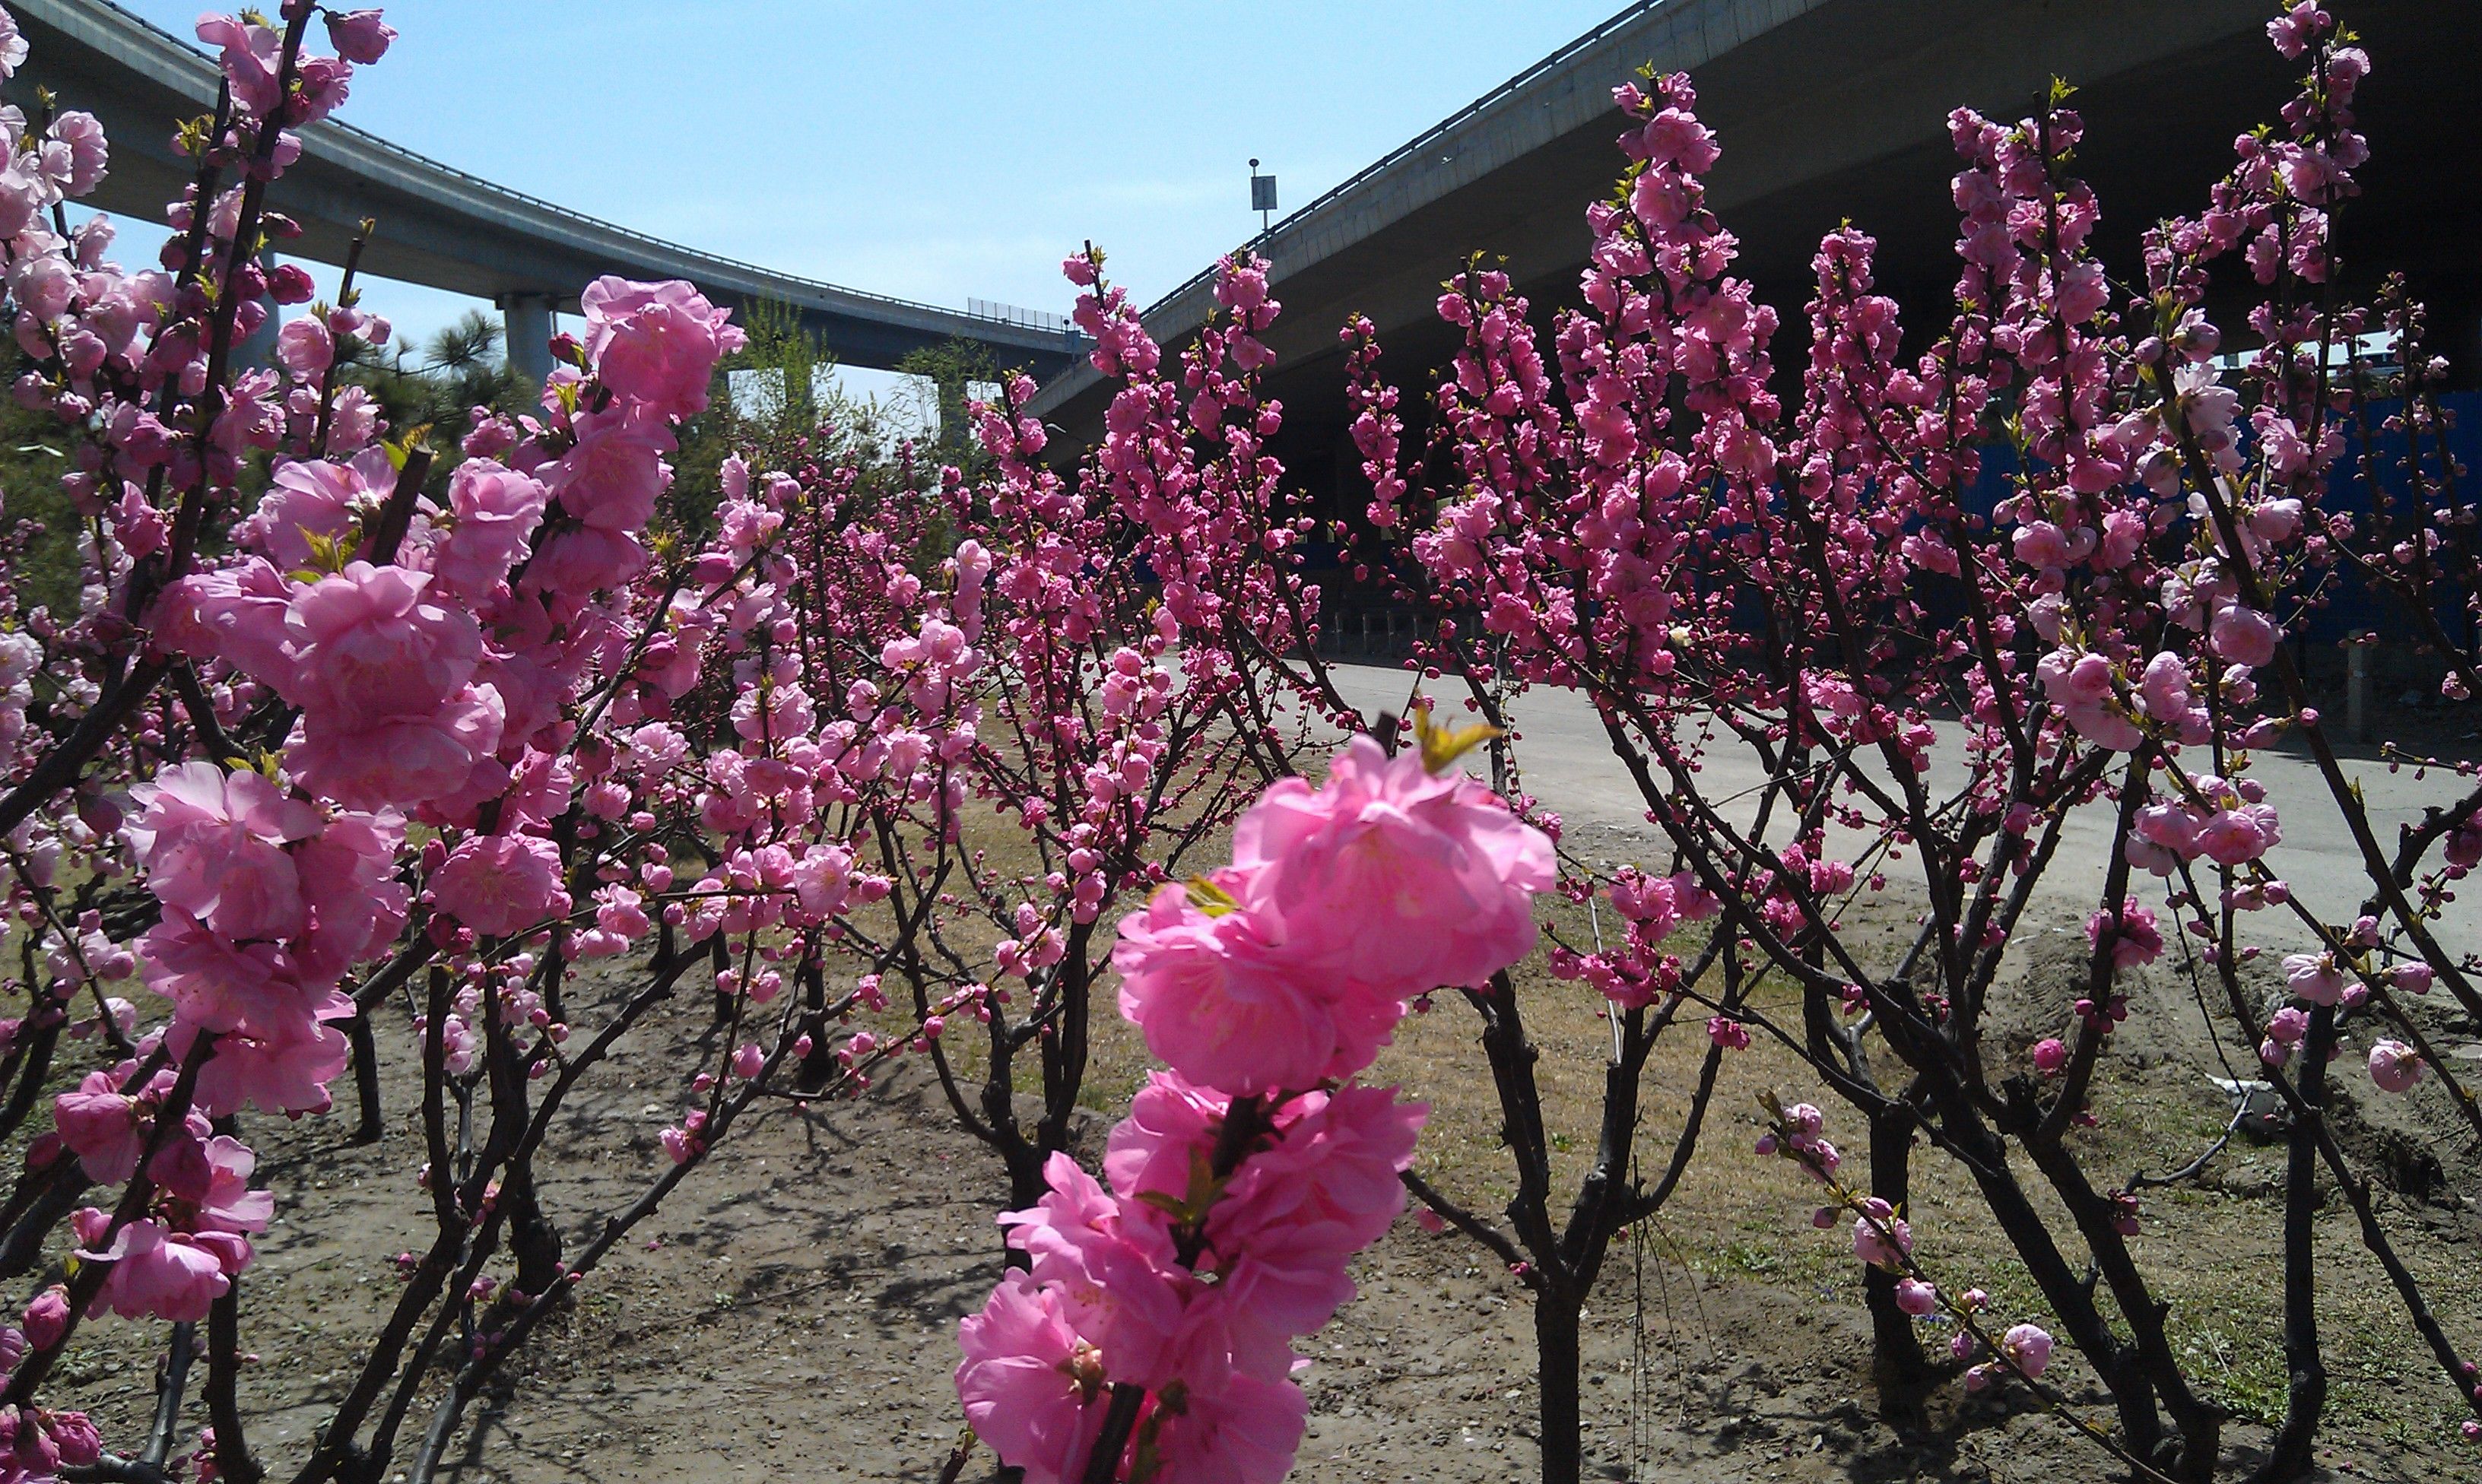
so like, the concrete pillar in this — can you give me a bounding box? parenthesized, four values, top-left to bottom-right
(235, 252, 281, 367)
(500, 292, 555, 385)
(235, 303, 280, 369)
(2347, 631, 2372, 743)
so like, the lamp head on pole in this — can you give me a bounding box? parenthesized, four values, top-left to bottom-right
(1248, 159, 1277, 233)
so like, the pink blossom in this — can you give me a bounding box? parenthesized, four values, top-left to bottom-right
(21, 1289, 68, 1349)
(789, 845, 853, 918)
(157, 558, 297, 681)
(2012, 520, 2072, 569)
(1138, 1321, 1308, 1484)
(287, 684, 505, 813)
(290, 810, 409, 978)
(954, 1271, 1109, 1484)
(52, 1071, 155, 1183)
(2137, 652, 2193, 725)
(2209, 604, 2279, 667)
(1760, 1102, 1842, 1181)
(193, 15, 284, 117)
(49, 111, 107, 196)
(281, 562, 482, 729)
(1100, 1070, 1228, 1210)
(430, 835, 570, 937)
(1112, 881, 1375, 1098)
(184, 1008, 353, 1118)
(2085, 898, 2163, 971)
(138, 910, 327, 1037)
(152, 1134, 274, 1236)
(1203, 1086, 1424, 1346)
(2267, 1, 2324, 57)
(1851, 1196, 1912, 1267)
(2031, 1037, 2068, 1075)
(2133, 801, 2203, 861)
(545, 405, 673, 531)
(1230, 734, 1553, 997)
(124, 761, 319, 943)
(2448, 824, 2482, 870)
(275, 317, 332, 376)
(592, 884, 649, 942)
(71, 1213, 246, 1324)
(2282, 952, 2346, 1007)
(323, 8, 395, 63)
(430, 458, 546, 596)
(577, 277, 744, 420)
(2196, 805, 2280, 866)
(2001, 1322, 2055, 1378)
(246, 449, 390, 570)
(2368, 1039, 2423, 1093)
(522, 526, 649, 595)
(1000, 1153, 1186, 1384)
(0, 9, 27, 81)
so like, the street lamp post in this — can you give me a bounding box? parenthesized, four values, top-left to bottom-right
(1249, 157, 1277, 238)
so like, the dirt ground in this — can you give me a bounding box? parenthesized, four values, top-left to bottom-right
(33, 844, 2481, 1484)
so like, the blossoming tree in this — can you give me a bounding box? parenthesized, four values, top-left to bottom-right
(0, 6, 978, 1479)
(0, 1, 2474, 1482)
(1331, 5, 2482, 1481)
(954, 715, 1552, 1482)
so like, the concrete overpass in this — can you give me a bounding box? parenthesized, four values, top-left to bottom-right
(1030, 0, 2482, 487)
(4, 0, 1086, 383)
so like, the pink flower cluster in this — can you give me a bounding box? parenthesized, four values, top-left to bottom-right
(72, 1131, 269, 1323)
(2124, 774, 2283, 875)
(1753, 1102, 1839, 1181)
(123, 762, 402, 1116)
(45, 24, 738, 1327)
(957, 739, 1552, 1482)
(160, 274, 740, 834)
(962, 1083, 1418, 1482)
(1549, 863, 1720, 1010)
(1113, 733, 1554, 1095)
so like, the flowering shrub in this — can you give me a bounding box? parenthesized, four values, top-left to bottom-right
(1330, 4, 2482, 1481)
(956, 717, 1550, 1483)
(0, 1, 2470, 1482)
(0, 5, 1395, 1479)
(0, 6, 897, 1479)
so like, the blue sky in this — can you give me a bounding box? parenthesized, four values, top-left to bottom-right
(101, 2, 1620, 398)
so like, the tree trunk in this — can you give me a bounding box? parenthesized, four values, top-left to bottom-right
(2255, 1005, 2334, 1482)
(1534, 1292, 1582, 1484)
(1864, 1106, 1931, 1416)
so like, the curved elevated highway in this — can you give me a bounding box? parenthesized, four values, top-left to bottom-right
(2, 0, 1085, 382)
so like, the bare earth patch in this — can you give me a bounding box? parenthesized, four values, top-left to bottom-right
(27, 865, 2478, 1483)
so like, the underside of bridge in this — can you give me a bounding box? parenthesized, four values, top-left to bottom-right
(1032, 0, 2482, 518)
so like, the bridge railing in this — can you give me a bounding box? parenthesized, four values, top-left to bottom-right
(966, 299, 1076, 335)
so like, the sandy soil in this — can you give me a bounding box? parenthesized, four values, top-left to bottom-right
(31, 870, 2477, 1484)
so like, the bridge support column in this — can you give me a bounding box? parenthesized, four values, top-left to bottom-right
(235, 253, 281, 368)
(500, 293, 555, 385)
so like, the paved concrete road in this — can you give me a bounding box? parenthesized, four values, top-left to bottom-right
(1306, 661, 2477, 961)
